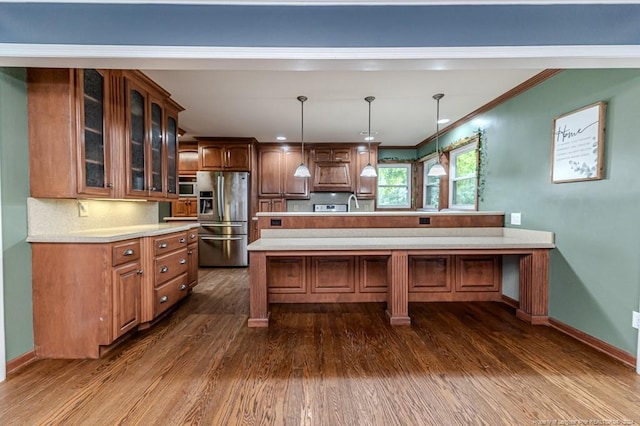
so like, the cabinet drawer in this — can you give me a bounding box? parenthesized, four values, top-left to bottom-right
(112, 240, 141, 266)
(154, 248, 188, 286)
(153, 232, 188, 255)
(153, 272, 189, 317)
(187, 229, 198, 243)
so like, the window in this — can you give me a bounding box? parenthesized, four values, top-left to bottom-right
(377, 164, 412, 208)
(423, 157, 440, 209)
(448, 142, 478, 209)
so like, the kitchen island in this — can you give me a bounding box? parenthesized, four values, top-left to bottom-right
(247, 212, 554, 328)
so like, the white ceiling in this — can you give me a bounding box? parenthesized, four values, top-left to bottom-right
(144, 68, 542, 146)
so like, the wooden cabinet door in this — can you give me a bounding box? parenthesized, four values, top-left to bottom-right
(112, 261, 141, 339)
(272, 198, 286, 212)
(148, 97, 165, 197)
(200, 144, 225, 170)
(355, 146, 377, 199)
(165, 106, 180, 198)
(333, 148, 352, 162)
(258, 148, 283, 197)
(172, 199, 195, 217)
(178, 142, 198, 175)
(125, 79, 150, 197)
(312, 163, 353, 191)
(187, 241, 198, 288)
(282, 148, 309, 198)
(226, 144, 252, 170)
(76, 68, 114, 197)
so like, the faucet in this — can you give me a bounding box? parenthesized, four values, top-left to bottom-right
(347, 193, 359, 212)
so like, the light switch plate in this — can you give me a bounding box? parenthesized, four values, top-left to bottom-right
(632, 311, 640, 329)
(78, 200, 89, 217)
(510, 212, 521, 226)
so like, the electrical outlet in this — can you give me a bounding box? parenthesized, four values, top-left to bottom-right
(510, 212, 521, 226)
(632, 311, 640, 329)
(78, 200, 89, 217)
(293, 204, 299, 212)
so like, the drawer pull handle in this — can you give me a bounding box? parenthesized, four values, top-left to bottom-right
(160, 266, 169, 273)
(137, 269, 143, 275)
(179, 238, 186, 243)
(122, 249, 134, 256)
(190, 233, 196, 239)
(159, 243, 168, 249)
(160, 295, 168, 304)
(180, 284, 187, 291)
(180, 259, 187, 264)
(188, 250, 193, 255)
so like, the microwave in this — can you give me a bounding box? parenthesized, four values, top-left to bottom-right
(178, 176, 197, 197)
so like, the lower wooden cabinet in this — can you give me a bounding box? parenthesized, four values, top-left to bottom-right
(172, 198, 197, 217)
(263, 253, 501, 305)
(31, 228, 199, 359)
(258, 198, 286, 212)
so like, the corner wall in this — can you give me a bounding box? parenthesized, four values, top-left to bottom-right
(0, 68, 33, 361)
(419, 69, 640, 355)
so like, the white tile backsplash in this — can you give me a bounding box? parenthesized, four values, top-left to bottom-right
(27, 198, 159, 236)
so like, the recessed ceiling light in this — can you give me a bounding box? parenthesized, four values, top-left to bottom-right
(437, 118, 450, 124)
(276, 136, 287, 141)
(364, 136, 375, 141)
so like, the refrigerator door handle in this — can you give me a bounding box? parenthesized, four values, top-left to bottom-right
(201, 224, 244, 227)
(200, 236, 244, 241)
(217, 174, 224, 222)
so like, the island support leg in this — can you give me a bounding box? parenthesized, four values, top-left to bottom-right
(248, 251, 269, 327)
(517, 249, 549, 325)
(387, 250, 411, 326)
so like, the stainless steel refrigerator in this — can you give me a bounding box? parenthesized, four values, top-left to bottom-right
(196, 171, 249, 267)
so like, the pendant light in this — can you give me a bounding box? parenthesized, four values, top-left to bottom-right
(360, 96, 378, 178)
(293, 95, 311, 178)
(428, 93, 447, 177)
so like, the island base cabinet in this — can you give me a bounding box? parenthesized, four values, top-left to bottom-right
(249, 251, 508, 327)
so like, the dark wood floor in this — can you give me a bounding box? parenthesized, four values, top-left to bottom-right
(1, 268, 639, 425)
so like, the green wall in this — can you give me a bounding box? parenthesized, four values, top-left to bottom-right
(419, 69, 640, 355)
(0, 68, 34, 361)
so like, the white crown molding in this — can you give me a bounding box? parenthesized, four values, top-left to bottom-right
(0, 1, 635, 4)
(2, 44, 640, 70)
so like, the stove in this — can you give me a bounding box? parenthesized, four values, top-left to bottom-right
(313, 203, 348, 213)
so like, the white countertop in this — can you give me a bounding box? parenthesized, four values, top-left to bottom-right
(27, 222, 200, 244)
(248, 227, 554, 251)
(255, 210, 504, 217)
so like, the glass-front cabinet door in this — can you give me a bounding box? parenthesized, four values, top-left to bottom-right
(165, 109, 179, 197)
(148, 98, 164, 197)
(77, 68, 112, 197)
(126, 80, 148, 197)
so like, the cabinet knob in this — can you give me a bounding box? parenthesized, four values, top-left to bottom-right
(160, 266, 169, 273)
(159, 243, 168, 249)
(160, 295, 168, 304)
(107, 183, 114, 188)
(180, 284, 187, 291)
(137, 269, 143, 275)
(179, 238, 186, 243)
(122, 249, 134, 256)
(188, 250, 193, 255)
(180, 258, 187, 264)
(190, 233, 196, 239)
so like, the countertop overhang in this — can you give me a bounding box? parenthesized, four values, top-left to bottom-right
(248, 227, 555, 251)
(27, 222, 200, 244)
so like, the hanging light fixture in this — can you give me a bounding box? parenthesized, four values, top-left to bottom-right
(428, 93, 447, 177)
(360, 96, 378, 178)
(293, 95, 311, 178)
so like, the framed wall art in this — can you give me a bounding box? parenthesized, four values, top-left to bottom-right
(551, 101, 606, 183)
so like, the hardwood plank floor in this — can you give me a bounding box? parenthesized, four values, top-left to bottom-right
(1, 268, 639, 425)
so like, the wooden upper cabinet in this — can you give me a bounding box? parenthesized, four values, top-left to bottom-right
(28, 68, 116, 198)
(178, 141, 198, 175)
(311, 146, 353, 192)
(355, 144, 378, 199)
(197, 138, 253, 171)
(28, 68, 182, 200)
(258, 145, 309, 199)
(164, 101, 181, 197)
